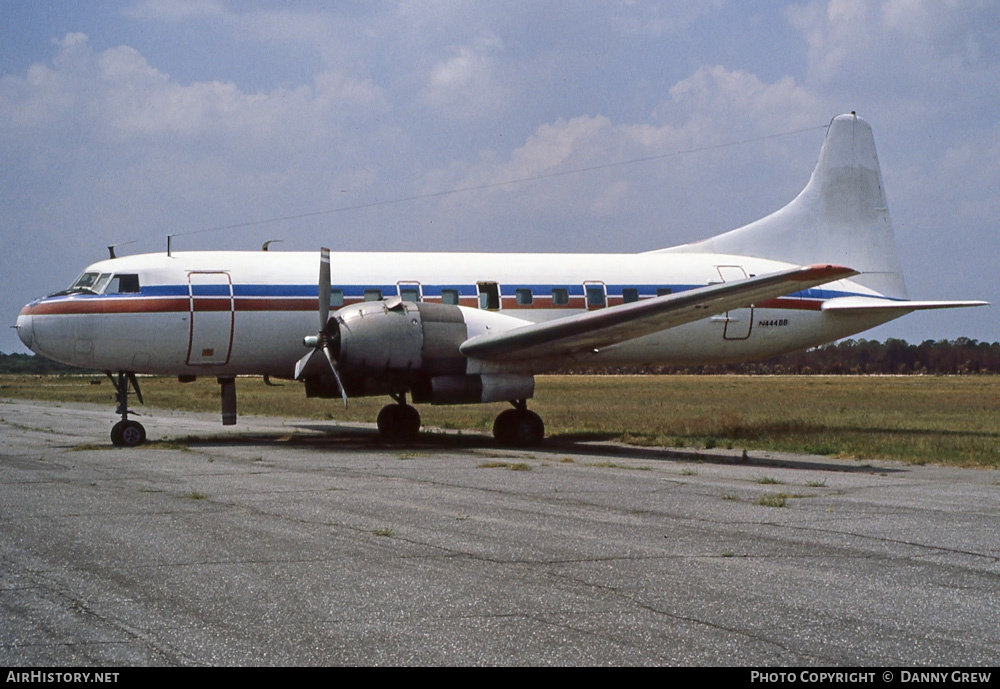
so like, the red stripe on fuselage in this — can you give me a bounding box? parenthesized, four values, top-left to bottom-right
(756, 297, 823, 311)
(233, 298, 319, 312)
(22, 298, 190, 315)
(191, 298, 233, 312)
(21, 294, 827, 316)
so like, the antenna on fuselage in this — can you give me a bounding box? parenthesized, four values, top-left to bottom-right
(262, 239, 284, 251)
(107, 240, 137, 259)
(166, 234, 173, 257)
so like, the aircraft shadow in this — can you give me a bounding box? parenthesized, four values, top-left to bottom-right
(164, 422, 901, 475)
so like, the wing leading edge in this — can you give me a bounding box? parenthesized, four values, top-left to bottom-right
(460, 264, 858, 361)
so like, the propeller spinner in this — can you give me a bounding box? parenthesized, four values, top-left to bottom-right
(294, 248, 348, 406)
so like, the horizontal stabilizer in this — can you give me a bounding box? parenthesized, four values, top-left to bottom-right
(461, 264, 858, 361)
(822, 297, 988, 313)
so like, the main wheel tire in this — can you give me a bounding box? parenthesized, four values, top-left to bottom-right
(397, 404, 421, 440)
(111, 421, 125, 446)
(120, 420, 146, 447)
(377, 404, 421, 442)
(492, 409, 517, 445)
(493, 409, 544, 447)
(512, 409, 544, 447)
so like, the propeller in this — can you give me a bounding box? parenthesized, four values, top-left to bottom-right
(294, 248, 348, 406)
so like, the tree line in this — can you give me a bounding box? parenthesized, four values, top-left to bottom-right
(574, 338, 1000, 375)
(3, 337, 1000, 376)
(0, 353, 97, 375)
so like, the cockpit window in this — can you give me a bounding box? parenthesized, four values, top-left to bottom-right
(69, 272, 101, 291)
(61, 272, 111, 295)
(93, 274, 112, 293)
(106, 274, 140, 293)
(57, 272, 140, 296)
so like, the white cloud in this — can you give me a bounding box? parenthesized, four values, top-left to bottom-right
(663, 65, 820, 135)
(882, 0, 1000, 59)
(788, 0, 1000, 109)
(0, 32, 395, 267)
(4, 33, 385, 146)
(503, 116, 612, 178)
(420, 40, 507, 121)
(424, 64, 831, 251)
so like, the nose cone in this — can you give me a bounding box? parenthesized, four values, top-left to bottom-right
(16, 308, 34, 350)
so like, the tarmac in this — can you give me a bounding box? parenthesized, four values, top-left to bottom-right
(2, 398, 998, 666)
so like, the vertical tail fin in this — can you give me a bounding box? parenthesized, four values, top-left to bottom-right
(661, 113, 908, 299)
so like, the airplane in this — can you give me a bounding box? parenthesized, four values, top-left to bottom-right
(14, 113, 986, 448)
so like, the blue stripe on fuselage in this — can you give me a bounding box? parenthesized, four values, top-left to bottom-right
(48, 283, 883, 303)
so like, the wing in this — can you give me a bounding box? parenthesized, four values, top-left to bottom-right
(460, 264, 858, 361)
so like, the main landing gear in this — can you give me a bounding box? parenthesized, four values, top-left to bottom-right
(492, 400, 545, 447)
(108, 372, 146, 447)
(374, 396, 545, 447)
(376, 393, 421, 442)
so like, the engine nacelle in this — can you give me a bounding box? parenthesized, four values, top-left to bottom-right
(317, 299, 534, 404)
(336, 299, 465, 376)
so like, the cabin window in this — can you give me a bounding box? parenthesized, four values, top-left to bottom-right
(330, 289, 344, 308)
(586, 285, 606, 308)
(477, 282, 500, 310)
(441, 289, 459, 305)
(364, 289, 383, 301)
(551, 288, 569, 306)
(656, 287, 672, 297)
(515, 288, 533, 306)
(399, 286, 421, 302)
(622, 288, 639, 304)
(106, 274, 140, 294)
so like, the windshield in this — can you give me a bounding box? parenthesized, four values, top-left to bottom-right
(48, 272, 113, 297)
(72, 272, 102, 290)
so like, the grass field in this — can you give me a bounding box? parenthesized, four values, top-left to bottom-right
(2, 374, 998, 468)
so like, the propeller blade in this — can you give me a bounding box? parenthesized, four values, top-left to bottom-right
(295, 248, 348, 407)
(319, 247, 331, 331)
(322, 344, 348, 407)
(293, 349, 320, 380)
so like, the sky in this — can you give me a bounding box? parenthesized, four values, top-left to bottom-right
(2, 0, 998, 355)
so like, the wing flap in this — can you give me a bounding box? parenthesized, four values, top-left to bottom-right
(460, 264, 858, 361)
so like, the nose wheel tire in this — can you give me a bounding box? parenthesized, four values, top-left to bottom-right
(493, 408, 545, 447)
(376, 403, 421, 442)
(111, 420, 146, 447)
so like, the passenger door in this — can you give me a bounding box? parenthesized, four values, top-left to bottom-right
(186, 272, 234, 365)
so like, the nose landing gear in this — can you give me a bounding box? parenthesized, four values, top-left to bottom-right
(108, 372, 146, 447)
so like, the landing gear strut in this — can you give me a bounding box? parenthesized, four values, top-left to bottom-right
(493, 400, 545, 447)
(108, 372, 146, 447)
(377, 393, 421, 442)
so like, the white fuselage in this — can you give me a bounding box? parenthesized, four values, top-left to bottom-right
(17, 250, 896, 381)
